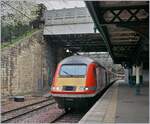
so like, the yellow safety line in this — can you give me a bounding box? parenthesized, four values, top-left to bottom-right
(103, 83, 119, 123)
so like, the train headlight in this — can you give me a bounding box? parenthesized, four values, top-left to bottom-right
(51, 86, 56, 90)
(51, 86, 62, 91)
(85, 87, 89, 90)
(79, 86, 89, 91)
(56, 86, 62, 91)
(56, 87, 60, 90)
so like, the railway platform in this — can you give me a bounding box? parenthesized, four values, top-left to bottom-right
(79, 80, 149, 123)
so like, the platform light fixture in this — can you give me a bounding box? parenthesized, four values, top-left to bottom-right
(66, 49, 70, 53)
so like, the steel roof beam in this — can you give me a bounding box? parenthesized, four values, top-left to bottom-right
(85, 1, 114, 61)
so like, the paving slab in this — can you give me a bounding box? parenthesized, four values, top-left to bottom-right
(115, 81, 149, 123)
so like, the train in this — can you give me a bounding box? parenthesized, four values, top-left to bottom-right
(50, 55, 116, 110)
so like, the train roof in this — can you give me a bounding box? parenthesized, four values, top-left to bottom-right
(59, 55, 95, 65)
(59, 55, 106, 68)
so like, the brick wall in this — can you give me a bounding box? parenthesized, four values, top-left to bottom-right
(1, 30, 56, 97)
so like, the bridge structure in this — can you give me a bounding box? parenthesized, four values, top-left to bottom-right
(43, 7, 107, 53)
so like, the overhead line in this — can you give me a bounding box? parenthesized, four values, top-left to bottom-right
(2, 1, 33, 20)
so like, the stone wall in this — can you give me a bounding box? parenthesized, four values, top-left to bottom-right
(1, 30, 56, 97)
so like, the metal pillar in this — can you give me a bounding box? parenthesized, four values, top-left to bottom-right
(135, 66, 140, 95)
(136, 66, 140, 84)
(132, 66, 136, 86)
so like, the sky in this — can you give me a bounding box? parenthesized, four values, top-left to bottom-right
(35, 0, 85, 10)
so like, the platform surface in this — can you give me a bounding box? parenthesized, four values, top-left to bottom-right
(79, 80, 149, 123)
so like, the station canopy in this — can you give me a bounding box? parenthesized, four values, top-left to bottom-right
(86, 1, 149, 68)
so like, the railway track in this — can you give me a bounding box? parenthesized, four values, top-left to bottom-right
(51, 109, 88, 123)
(51, 112, 84, 123)
(1, 98, 56, 123)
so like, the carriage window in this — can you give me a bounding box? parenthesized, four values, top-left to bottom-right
(60, 64, 87, 77)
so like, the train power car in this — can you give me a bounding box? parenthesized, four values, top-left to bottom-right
(50, 55, 115, 110)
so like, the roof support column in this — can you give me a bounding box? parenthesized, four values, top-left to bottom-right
(131, 66, 136, 86)
(135, 64, 143, 95)
(136, 66, 140, 84)
(135, 65, 140, 95)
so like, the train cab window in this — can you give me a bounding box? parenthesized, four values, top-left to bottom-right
(60, 64, 87, 77)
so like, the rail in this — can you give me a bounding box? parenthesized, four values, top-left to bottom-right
(1, 98, 56, 123)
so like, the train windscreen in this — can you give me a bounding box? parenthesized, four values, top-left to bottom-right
(60, 64, 87, 77)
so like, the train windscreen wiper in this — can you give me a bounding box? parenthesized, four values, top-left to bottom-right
(62, 70, 73, 77)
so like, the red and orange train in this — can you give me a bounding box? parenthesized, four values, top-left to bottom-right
(50, 55, 116, 110)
